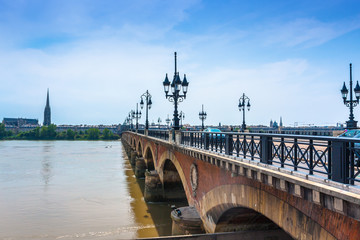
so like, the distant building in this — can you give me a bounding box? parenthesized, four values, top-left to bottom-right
(270, 117, 283, 128)
(43, 89, 51, 126)
(3, 118, 39, 127)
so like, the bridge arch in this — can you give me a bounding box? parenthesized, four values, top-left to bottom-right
(158, 152, 191, 203)
(213, 206, 281, 233)
(136, 140, 143, 157)
(131, 137, 136, 148)
(199, 184, 335, 239)
(143, 144, 155, 171)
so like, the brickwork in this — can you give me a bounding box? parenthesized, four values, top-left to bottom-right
(123, 132, 360, 240)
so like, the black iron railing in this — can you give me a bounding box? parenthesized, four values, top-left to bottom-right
(126, 130, 360, 185)
(181, 131, 360, 185)
(148, 129, 169, 140)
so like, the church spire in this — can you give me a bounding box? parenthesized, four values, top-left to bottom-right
(46, 88, 50, 106)
(43, 89, 51, 126)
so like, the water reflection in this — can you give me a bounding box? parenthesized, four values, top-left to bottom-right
(0, 140, 186, 239)
(122, 148, 187, 238)
(41, 142, 54, 189)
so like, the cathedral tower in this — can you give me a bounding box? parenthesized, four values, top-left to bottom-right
(43, 89, 51, 126)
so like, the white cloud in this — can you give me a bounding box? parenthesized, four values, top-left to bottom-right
(262, 17, 360, 48)
(0, 1, 356, 127)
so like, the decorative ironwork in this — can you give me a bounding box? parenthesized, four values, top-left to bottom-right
(147, 129, 169, 140)
(190, 163, 198, 197)
(199, 104, 207, 130)
(140, 90, 152, 130)
(341, 63, 360, 129)
(163, 52, 189, 131)
(131, 130, 360, 185)
(179, 131, 360, 185)
(238, 93, 251, 131)
(179, 111, 185, 129)
(133, 103, 141, 131)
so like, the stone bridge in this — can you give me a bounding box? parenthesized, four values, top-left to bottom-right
(121, 130, 360, 240)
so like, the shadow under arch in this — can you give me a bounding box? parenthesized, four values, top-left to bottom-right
(158, 152, 190, 204)
(137, 140, 143, 157)
(144, 145, 155, 171)
(212, 205, 292, 239)
(131, 137, 136, 148)
(199, 184, 335, 240)
(160, 159, 188, 202)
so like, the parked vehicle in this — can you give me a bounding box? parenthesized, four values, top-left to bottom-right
(338, 129, 360, 138)
(203, 128, 225, 140)
(338, 129, 360, 166)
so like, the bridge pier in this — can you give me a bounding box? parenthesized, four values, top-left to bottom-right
(171, 206, 205, 235)
(121, 140, 131, 157)
(130, 151, 137, 166)
(144, 170, 164, 202)
(135, 156, 146, 178)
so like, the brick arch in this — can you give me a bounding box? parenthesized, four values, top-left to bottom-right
(199, 184, 335, 240)
(136, 139, 143, 157)
(157, 151, 192, 204)
(131, 137, 136, 148)
(143, 143, 155, 171)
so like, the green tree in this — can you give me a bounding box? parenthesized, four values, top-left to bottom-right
(40, 126, 49, 139)
(87, 128, 100, 140)
(102, 128, 113, 140)
(33, 127, 40, 139)
(0, 123, 6, 139)
(40, 124, 57, 139)
(48, 124, 57, 139)
(66, 129, 76, 140)
(56, 131, 66, 140)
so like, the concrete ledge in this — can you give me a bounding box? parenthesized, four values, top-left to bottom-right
(138, 229, 292, 240)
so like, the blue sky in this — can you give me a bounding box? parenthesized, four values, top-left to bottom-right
(0, 0, 360, 127)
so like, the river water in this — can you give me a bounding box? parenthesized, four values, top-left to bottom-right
(0, 140, 176, 240)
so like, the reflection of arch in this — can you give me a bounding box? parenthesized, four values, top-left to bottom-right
(200, 185, 334, 239)
(158, 152, 191, 204)
(144, 145, 155, 171)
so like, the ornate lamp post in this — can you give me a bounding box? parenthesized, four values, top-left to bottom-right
(128, 111, 134, 130)
(157, 117, 162, 129)
(341, 63, 360, 129)
(179, 111, 185, 128)
(238, 93, 250, 131)
(133, 103, 142, 131)
(140, 90, 152, 130)
(166, 114, 171, 129)
(162, 52, 189, 130)
(199, 104, 207, 130)
(125, 117, 130, 130)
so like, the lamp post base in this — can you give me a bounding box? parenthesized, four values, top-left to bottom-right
(346, 120, 358, 129)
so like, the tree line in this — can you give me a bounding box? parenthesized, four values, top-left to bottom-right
(0, 123, 120, 140)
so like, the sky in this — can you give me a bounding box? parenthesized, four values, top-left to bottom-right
(0, 0, 360, 127)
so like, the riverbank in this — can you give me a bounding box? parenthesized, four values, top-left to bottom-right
(0, 123, 120, 141)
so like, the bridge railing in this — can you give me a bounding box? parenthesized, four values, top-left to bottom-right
(181, 131, 360, 185)
(148, 129, 169, 140)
